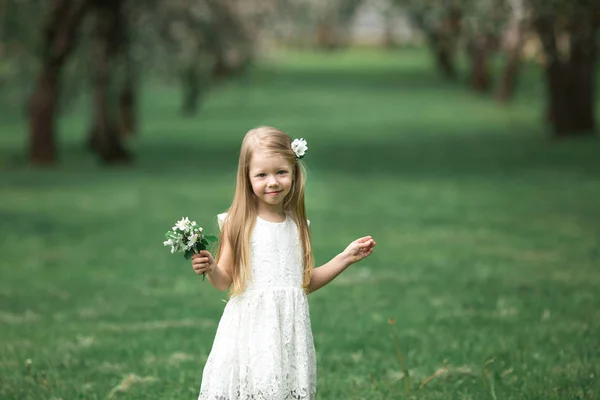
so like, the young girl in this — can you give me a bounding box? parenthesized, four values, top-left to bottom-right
(191, 126, 376, 399)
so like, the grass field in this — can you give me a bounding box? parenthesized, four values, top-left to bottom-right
(1, 49, 600, 399)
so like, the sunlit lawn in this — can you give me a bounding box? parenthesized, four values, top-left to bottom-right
(1, 49, 599, 399)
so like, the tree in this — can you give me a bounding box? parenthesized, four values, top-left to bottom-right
(153, 0, 268, 116)
(314, 0, 364, 50)
(497, 0, 527, 102)
(28, 0, 90, 165)
(117, 0, 141, 137)
(396, 0, 598, 137)
(154, 0, 219, 116)
(529, 0, 599, 137)
(0, 0, 43, 94)
(461, 0, 507, 93)
(5, 0, 272, 166)
(87, 0, 131, 163)
(393, 0, 462, 79)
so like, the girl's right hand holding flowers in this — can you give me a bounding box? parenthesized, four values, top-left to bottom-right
(192, 250, 217, 276)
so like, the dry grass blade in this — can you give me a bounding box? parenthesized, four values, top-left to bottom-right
(419, 367, 448, 390)
(388, 318, 411, 394)
(482, 358, 498, 400)
(107, 374, 156, 399)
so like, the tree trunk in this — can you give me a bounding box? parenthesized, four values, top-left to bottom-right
(468, 37, 492, 93)
(29, 69, 58, 164)
(181, 65, 202, 116)
(425, 10, 461, 80)
(211, 53, 230, 79)
(383, 15, 397, 49)
(497, 23, 524, 102)
(118, 3, 136, 137)
(537, 10, 597, 137)
(497, 50, 520, 102)
(431, 35, 457, 79)
(566, 13, 596, 135)
(119, 74, 136, 137)
(424, 29, 458, 80)
(546, 62, 595, 137)
(89, 0, 131, 163)
(27, 0, 89, 165)
(315, 20, 337, 50)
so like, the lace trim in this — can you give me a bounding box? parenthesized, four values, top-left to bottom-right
(200, 387, 311, 400)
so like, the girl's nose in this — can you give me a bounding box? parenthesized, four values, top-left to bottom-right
(267, 175, 278, 186)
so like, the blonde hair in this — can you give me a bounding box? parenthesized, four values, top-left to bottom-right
(216, 126, 313, 296)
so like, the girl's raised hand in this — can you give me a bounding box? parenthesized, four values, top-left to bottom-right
(191, 250, 216, 276)
(341, 236, 376, 265)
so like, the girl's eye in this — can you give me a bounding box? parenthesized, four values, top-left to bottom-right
(278, 170, 288, 175)
(257, 173, 266, 178)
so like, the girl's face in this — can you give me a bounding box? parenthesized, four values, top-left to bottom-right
(248, 149, 294, 213)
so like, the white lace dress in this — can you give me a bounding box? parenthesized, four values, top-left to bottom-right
(198, 213, 316, 400)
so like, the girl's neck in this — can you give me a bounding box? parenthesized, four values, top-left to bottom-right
(257, 204, 286, 222)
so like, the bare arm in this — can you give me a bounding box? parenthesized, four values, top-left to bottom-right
(307, 253, 352, 293)
(307, 236, 376, 294)
(191, 232, 234, 292)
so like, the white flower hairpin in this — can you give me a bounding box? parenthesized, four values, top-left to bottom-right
(291, 138, 308, 159)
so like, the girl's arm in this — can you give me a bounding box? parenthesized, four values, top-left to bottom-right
(192, 234, 234, 292)
(206, 248, 234, 292)
(307, 236, 375, 293)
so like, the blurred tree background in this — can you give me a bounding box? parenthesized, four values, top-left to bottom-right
(1, 0, 599, 399)
(1, 0, 597, 165)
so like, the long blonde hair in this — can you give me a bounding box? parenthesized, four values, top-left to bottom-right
(216, 126, 313, 296)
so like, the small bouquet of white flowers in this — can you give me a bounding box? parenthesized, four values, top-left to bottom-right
(163, 217, 218, 278)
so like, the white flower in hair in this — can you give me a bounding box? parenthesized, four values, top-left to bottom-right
(291, 138, 308, 159)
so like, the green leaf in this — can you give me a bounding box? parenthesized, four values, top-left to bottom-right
(204, 235, 218, 242)
(184, 249, 193, 260)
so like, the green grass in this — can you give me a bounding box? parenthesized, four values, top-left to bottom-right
(1, 48, 600, 399)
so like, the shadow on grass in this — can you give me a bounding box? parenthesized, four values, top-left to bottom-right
(249, 66, 461, 92)
(139, 132, 600, 178)
(2, 131, 599, 194)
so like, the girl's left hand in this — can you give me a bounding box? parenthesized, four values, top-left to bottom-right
(342, 236, 376, 265)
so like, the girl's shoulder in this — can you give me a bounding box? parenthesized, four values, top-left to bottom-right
(217, 213, 228, 231)
(285, 211, 310, 227)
